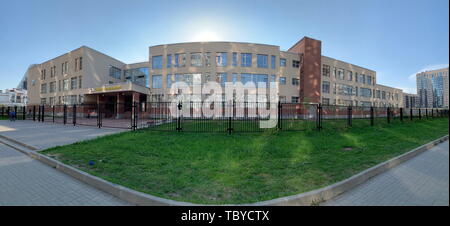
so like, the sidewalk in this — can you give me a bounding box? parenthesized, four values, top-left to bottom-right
(323, 140, 449, 206)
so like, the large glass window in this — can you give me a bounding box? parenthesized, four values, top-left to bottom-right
(336, 68, 345, 80)
(279, 77, 286, 85)
(49, 81, 56, 93)
(232, 52, 238, 66)
(257, 54, 268, 68)
(357, 73, 365, 84)
(63, 79, 69, 91)
(125, 67, 149, 87)
(152, 75, 162, 89)
(216, 52, 227, 67)
(232, 73, 238, 84)
(241, 73, 252, 84)
(292, 60, 300, 68)
(337, 84, 354, 96)
(367, 75, 372, 85)
(70, 77, 77, 90)
(322, 81, 330, 93)
(292, 78, 299, 86)
(40, 83, 47, 94)
(167, 54, 172, 68)
(109, 66, 122, 79)
(152, 56, 163, 69)
(348, 71, 353, 81)
(191, 53, 203, 67)
(271, 55, 276, 69)
(166, 74, 172, 89)
(241, 53, 252, 67)
(174, 53, 186, 67)
(322, 64, 330, 77)
(254, 74, 268, 87)
(280, 58, 286, 67)
(360, 88, 372, 98)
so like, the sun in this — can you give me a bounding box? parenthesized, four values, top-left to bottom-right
(191, 31, 221, 42)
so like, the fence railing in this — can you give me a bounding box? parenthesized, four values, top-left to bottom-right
(1, 103, 449, 133)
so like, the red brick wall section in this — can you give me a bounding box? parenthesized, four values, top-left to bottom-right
(288, 37, 322, 104)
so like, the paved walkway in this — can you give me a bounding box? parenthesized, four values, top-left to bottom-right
(324, 140, 449, 206)
(0, 120, 129, 205)
(0, 143, 129, 205)
(0, 120, 125, 149)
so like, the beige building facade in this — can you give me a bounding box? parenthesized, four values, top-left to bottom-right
(25, 37, 404, 109)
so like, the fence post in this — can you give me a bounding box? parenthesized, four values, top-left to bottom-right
(41, 105, 45, 122)
(63, 104, 67, 125)
(370, 107, 374, 126)
(410, 108, 413, 121)
(176, 102, 182, 132)
(400, 108, 403, 122)
(425, 109, 428, 118)
(387, 107, 391, 123)
(1, 106, 3, 118)
(97, 104, 102, 128)
(22, 106, 26, 120)
(277, 101, 282, 130)
(37, 106, 41, 122)
(316, 104, 322, 130)
(14, 106, 18, 120)
(53, 105, 55, 123)
(418, 108, 421, 119)
(347, 106, 352, 127)
(73, 104, 77, 126)
(33, 106, 36, 121)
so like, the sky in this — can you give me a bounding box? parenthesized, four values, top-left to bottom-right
(0, 0, 448, 93)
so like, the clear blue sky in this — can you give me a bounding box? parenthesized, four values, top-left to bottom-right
(0, 0, 448, 93)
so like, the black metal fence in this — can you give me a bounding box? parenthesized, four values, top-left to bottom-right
(1, 103, 449, 133)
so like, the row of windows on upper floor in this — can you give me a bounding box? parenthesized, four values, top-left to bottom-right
(321, 81, 399, 101)
(150, 73, 300, 89)
(39, 76, 83, 94)
(39, 57, 83, 80)
(321, 98, 399, 108)
(40, 95, 83, 105)
(151, 53, 299, 69)
(322, 64, 375, 85)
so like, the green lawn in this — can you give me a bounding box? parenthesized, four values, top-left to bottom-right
(42, 117, 449, 204)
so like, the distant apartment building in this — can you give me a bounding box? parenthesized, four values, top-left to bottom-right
(416, 67, 449, 108)
(403, 93, 420, 108)
(0, 88, 28, 106)
(24, 37, 404, 112)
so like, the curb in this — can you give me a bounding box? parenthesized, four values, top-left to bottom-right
(0, 134, 39, 150)
(1, 134, 448, 206)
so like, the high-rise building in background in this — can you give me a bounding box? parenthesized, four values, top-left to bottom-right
(416, 68, 449, 108)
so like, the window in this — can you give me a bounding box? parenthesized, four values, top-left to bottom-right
(253, 74, 268, 88)
(109, 66, 122, 79)
(216, 52, 227, 67)
(336, 84, 355, 96)
(50, 66, 56, 78)
(292, 60, 300, 68)
(241, 73, 252, 84)
(70, 77, 77, 90)
(58, 80, 61, 92)
(361, 101, 372, 107)
(166, 74, 172, 88)
(167, 54, 172, 68)
(322, 98, 330, 105)
(360, 88, 372, 98)
(322, 81, 330, 93)
(152, 55, 163, 69)
(367, 75, 372, 85)
(63, 79, 69, 91)
(41, 98, 46, 105)
(291, 96, 299, 103)
(280, 58, 286, 67)
(322, 64, 330, 77)
(190, 53, 203, 67)
(49, 97, 55, 106)
(271, 55, 276, 69)
(271, 75, 276, 83)
(204, 53, 211, 67)
(376, 90, 381, 98)
(124, 68, 149, 87)
(232, 73, 238, 84)
(61, 61, 68, 75)
(79, 76, 82, 88)
(279, 77, 286, 85)
(357, 73, 365, 84)
(40, 83, 47, 94)
(336, 68, 345, 80)
(241, 53, 252, 67)
(232, 52, 238, 66)
(348, 71, 353, 81)
(75, 57, 82, 71)
(256, 54, 268, 68)
(152, 75, 162, 88)
(49, 81, 56, 93)
(41, 69, 46, 80)
(79, 57, 82, 71)
(292, 78, 299, 86)
(216, 73, 227, 87)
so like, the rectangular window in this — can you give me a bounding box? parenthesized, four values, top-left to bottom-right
(109, 66, 122, 79)
(322, 81, 330, 93)
(216, 52, 227, 67)
(190, 53, 203, 67)
(41, 98, 46, 105)
(376, 90, 381, 98)
(216, 73, 227, 87)
(79, 76, 82, 88)
(40, 83, 47, 94)
(358, 73, 365, 84)
(337, 68, 345, 80)
(271, 75, 276, 83)
(241, 53, 252, 67)
(241, 73, 252, 84)
(75, 58, 78, 71)
(280, 58, 286, 67)
(360, 88, 372, 98)
(70, 77, 77, 90)
(292, 78, 299, 86)
(322, 65, 330, 77)
(322, 98, 330, 105)
(174, 54, 179, 67)
(292, 60, 300, 68)
(166, 74, 172, 89)
(279, 77, 286, 85)
(41, 69, 46, 80)
(63, 79, 69, 91)
(152, 75, 162, 89)
(232, 52, 238, 66)
(79, 57, 82, 71)
(49, 81, 56, 93)
(291, 96, 299, 103)
(257, 54, 268, 68)
(348, 71, 353, 81)
(152, 55, 163, 69)
(167, 54, 172, 68)
(232, 73, 238, 84)
(204, 52, 211, 67)
(367, 75, 372, 85)
(271, 55, 276, 69)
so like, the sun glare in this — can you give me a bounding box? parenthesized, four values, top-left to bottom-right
(191, 31, 221, 42)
